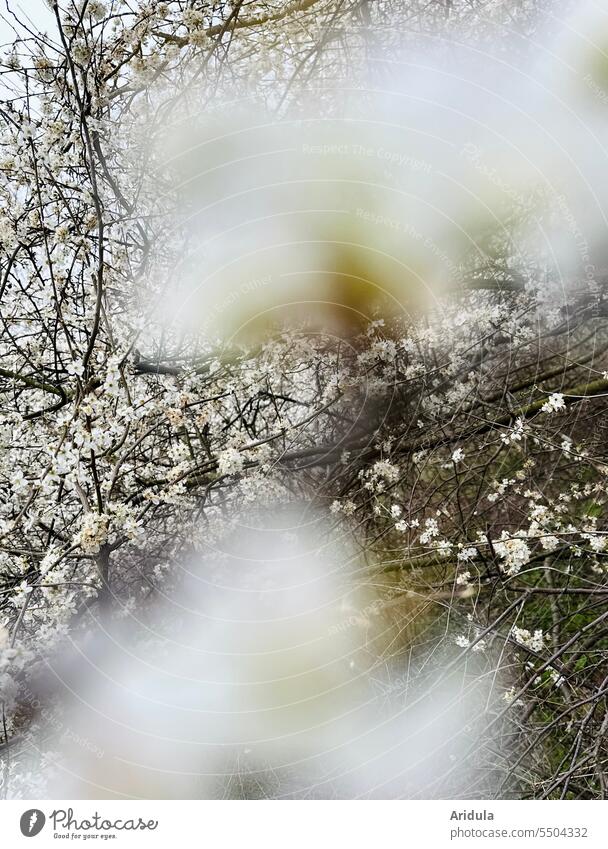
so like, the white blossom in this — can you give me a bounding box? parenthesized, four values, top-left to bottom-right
(217, 448, 244, 477)
(74, 513, 109, 555)
(512, 626, 547, 652)
(451, 447, 465, 463)
(541, 392, 566, 414)
(493, 532, 531, 575)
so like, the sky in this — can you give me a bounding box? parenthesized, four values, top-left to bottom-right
(0, 0, 55, 45)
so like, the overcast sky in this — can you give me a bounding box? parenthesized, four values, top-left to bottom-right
(1, 0, 55, 46)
